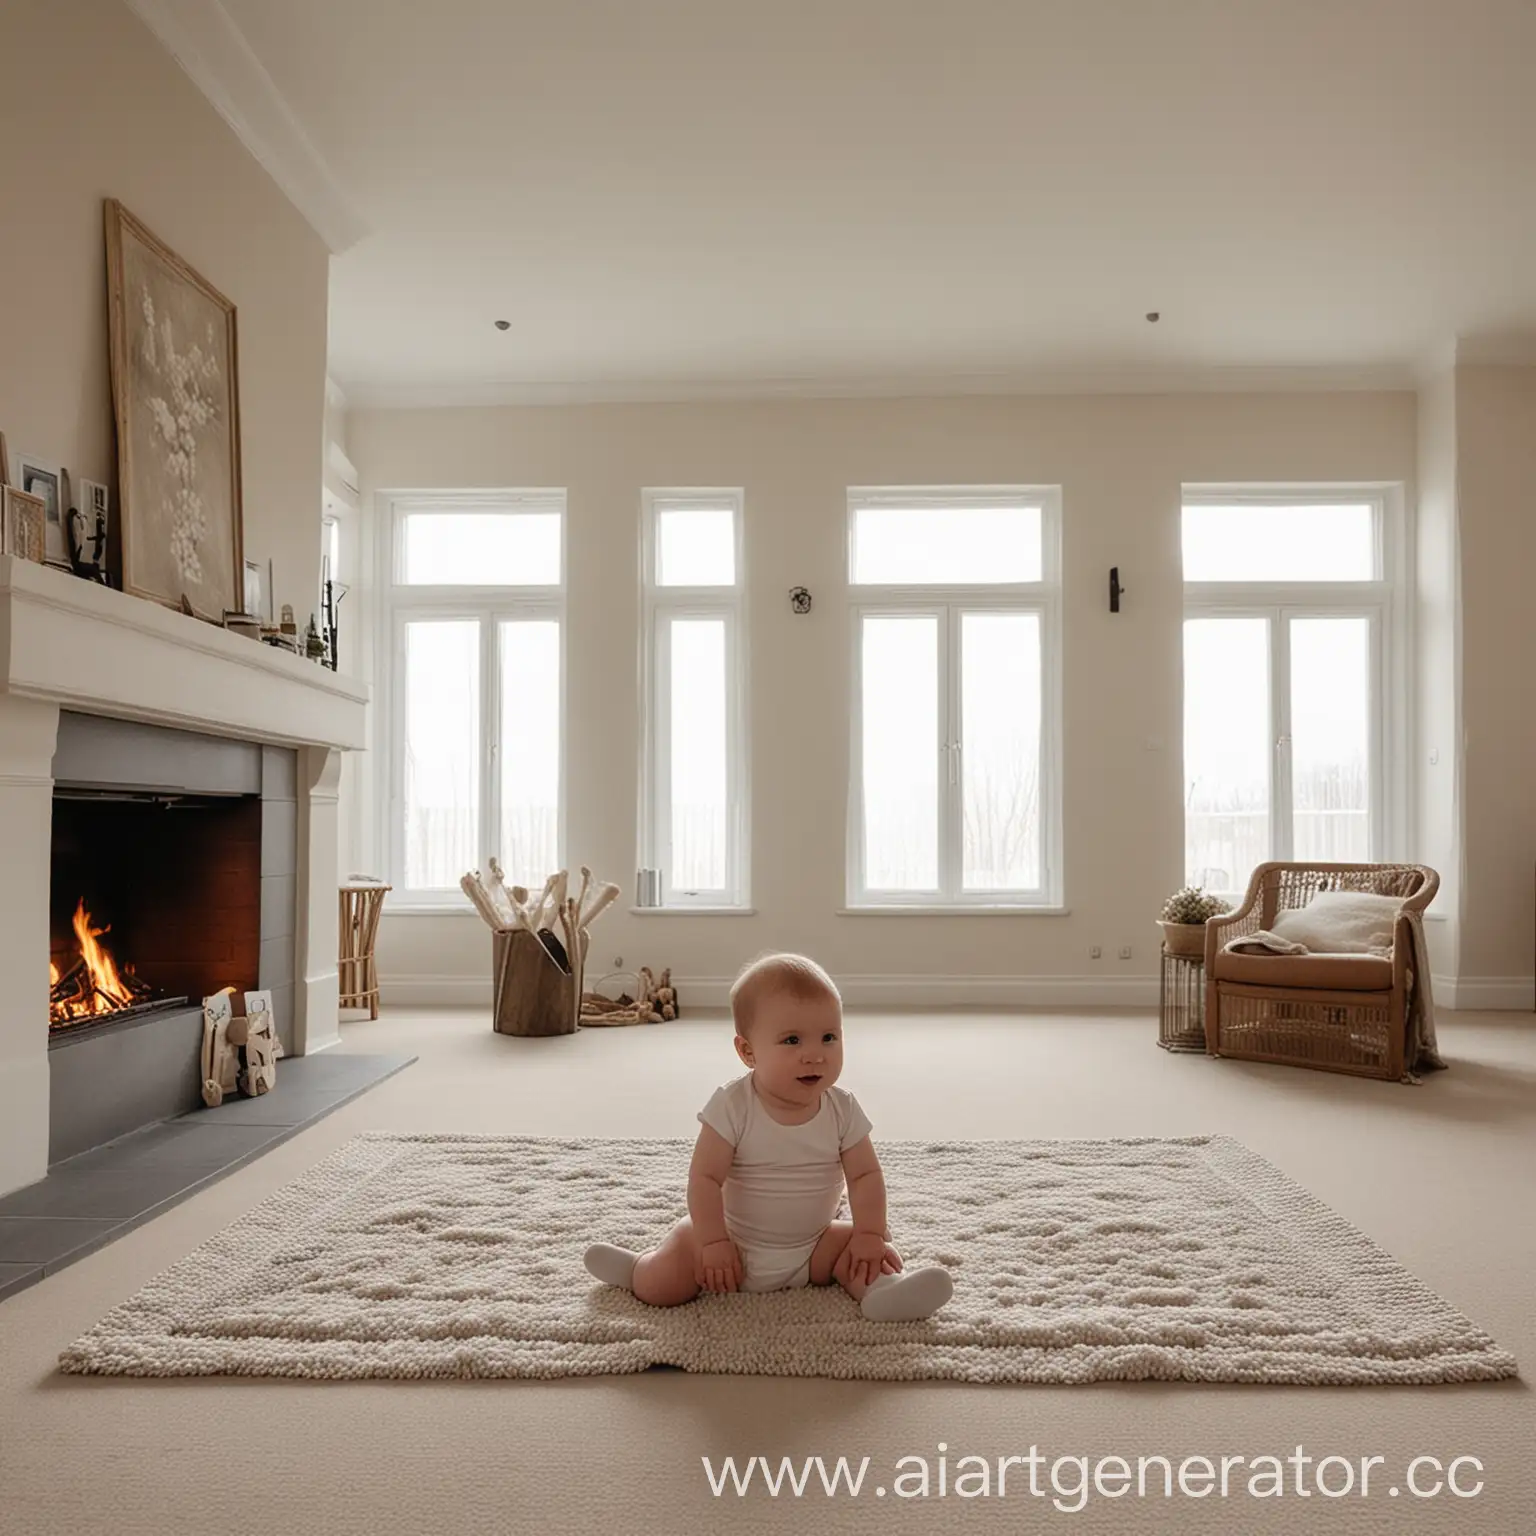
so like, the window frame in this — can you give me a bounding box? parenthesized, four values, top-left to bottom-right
(639, 489, 750, 909)
(845, 487, 1064, 910)
(383, 491, 567, 908)
(1181, 485, 1410, 892)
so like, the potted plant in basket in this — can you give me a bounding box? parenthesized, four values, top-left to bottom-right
(1158, 886, 1231, 960)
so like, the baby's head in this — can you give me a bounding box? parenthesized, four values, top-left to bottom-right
(730, 952, 844, 1106)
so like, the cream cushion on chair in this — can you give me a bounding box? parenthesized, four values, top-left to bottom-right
(1267, 890, 1403, 955)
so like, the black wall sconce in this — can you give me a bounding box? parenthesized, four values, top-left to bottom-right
(1108, 566, 1126, 613)
(789, 586, 812, 614)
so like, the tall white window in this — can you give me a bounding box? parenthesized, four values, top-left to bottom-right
(848, 489, 1062, 907)
(386, 493, 564, 902)
(1182, 488, 1404, 895)
(640, 491, 748, 907)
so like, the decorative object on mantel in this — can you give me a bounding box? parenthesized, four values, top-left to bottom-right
(68, 480, 111, 582)
(263, 602, 300, 653)
(460, 863, 622, 1037)
(221, 611, 262, 641)
(11, 451, 71, 570)
(243, 558, 264, 620)
(105, 198, 244, 618)
(2, 486, 47, 564)
(321, 573, 346, 671)
(0, 427, 9, 486)
(339, 878, 390, 1019)
(304, 614, 326, 660)
(1158, 885, 1231, 959)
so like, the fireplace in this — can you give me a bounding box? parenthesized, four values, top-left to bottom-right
(44, 712, 297, 1164)
(50, 792, 261, 1035)
(1, 554, 366, 1198)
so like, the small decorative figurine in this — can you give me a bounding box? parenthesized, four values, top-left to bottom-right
(67, 505, 109, 583)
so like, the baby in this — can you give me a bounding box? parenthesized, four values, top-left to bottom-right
(584, 952, 953, 1322)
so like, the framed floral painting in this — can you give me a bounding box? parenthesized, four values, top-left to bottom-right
(104, 200, 243, 616)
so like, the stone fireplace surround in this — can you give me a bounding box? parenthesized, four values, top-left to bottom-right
(0, 555, 368, 1199)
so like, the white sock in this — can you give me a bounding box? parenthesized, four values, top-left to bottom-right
(584, 1243, 639, 1290)
(860, 1266, 954, 1322)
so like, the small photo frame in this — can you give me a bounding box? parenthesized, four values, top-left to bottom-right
(243, 559, 264, 619)
(2, 486, 47, 564)
(12, 453, 70, 569)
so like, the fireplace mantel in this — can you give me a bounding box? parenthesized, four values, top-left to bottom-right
(0, 555, 371, 1197)
(0, 555, 366, 749)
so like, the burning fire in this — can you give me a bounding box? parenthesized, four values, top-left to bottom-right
(49, 900, 150, 1027)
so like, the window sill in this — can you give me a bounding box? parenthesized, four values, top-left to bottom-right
(628, 906, 757, 917)
(838, 905, 1070, 916)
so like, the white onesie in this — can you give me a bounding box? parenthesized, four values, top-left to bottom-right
(697, 1074, 873, 1292)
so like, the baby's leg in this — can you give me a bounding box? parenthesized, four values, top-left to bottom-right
(808, 1221, 900, 1299)
(585, 1217, 700, 1308)
(810, 1221, 954, 1321)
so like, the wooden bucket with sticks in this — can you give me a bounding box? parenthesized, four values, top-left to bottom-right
(460, 863, 621, 1038)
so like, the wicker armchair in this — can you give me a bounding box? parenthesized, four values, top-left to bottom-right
(1203, 862, 1439, 1081)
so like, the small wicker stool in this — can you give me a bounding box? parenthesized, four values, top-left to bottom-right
(1158, 947, 1206, 1052)
(339, 880, 390, 1019)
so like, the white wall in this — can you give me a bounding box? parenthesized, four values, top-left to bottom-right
(1415, 369, 1462, 983)
(0, 0, 331, 626)
(1455, 366, 1536, 1004)
(350, 390, 1420, 1003)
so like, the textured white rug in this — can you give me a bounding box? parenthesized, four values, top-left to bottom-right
(59, 1133, 1516, 1384)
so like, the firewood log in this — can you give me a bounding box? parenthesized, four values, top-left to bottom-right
(579, 882, 621, 931)
(529, 872, 559, 934)
(459, 872, 508, 931)
(485, 859, 519, 927)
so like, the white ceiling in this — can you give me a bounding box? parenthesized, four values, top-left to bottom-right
(162, 0, 1536, 402)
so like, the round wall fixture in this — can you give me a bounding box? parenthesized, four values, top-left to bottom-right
(789, 587, 812, 614)
(494, 319, 511, 331)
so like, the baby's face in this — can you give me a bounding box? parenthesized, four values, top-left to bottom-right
(739, 993, 845, 1108)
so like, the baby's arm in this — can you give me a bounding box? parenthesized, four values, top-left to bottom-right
(688, 1124, 742, 1292)
(840, 1137, 890, 1288)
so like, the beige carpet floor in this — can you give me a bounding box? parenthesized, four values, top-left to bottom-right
(3, 1007, 1534, 1534)
(58, 1131, 1515, 1386)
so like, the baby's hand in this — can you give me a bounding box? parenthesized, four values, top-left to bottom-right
(696, 1237, 743, 1293)
(846, 1230, 890, 1289)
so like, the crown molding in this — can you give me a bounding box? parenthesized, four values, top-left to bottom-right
(1452, 336, 1536, 367)
(1411, 341, 1460, 387)
(340, 361, 1417, 411)
(124, 0, 369, 254)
